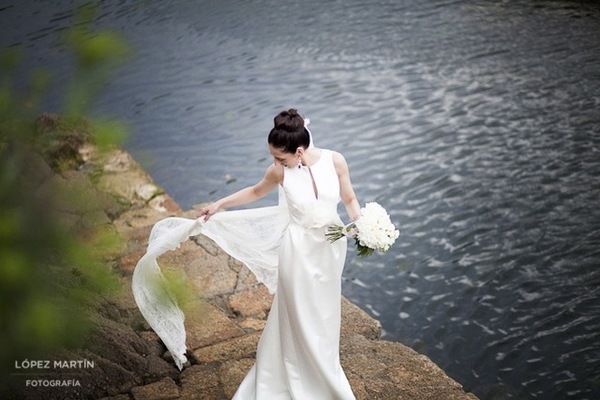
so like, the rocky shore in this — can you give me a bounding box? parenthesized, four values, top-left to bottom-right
(13, 122, 478, 399)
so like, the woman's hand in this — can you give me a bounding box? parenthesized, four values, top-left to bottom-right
(197, 202, 221, 221)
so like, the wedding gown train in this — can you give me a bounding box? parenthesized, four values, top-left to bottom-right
(132, 149, 356, 399)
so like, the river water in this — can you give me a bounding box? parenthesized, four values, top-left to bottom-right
(3, 1, 600, 399)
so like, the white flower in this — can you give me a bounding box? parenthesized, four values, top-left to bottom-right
(326, 202, 399, 256)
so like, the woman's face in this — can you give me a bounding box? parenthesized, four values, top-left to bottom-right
(269, 145, 301, 168)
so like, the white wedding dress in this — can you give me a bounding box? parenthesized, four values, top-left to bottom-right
(132, 149, 356, 399)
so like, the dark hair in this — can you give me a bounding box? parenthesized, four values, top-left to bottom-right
(268, 109, 310, 153)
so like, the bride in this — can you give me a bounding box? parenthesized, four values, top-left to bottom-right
(134, 109, 360, 399)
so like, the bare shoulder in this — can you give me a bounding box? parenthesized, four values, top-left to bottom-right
(265, 162, 284, 184)
(331, 150, 349, 173)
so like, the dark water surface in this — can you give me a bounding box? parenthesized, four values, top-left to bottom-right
(3, 1, 600, 398)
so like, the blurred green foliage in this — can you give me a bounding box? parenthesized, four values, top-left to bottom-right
(0, 4, 131, 390)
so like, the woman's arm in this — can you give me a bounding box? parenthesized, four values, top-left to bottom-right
(332, 151, 361, 222)
(198, 163, 282, 221)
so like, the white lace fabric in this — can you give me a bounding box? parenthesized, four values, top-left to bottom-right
(132, 206, 290, 370)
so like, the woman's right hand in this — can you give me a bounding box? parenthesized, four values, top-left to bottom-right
(197, 202, 221, 222)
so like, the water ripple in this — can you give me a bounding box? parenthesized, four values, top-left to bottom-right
(3, 0, 600, 398)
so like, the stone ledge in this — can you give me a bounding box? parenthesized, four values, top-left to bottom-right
(103, 145, 478, 400)
(20, 133, 477, 399)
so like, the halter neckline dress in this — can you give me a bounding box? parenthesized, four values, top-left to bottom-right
(232, 148, 356, 399)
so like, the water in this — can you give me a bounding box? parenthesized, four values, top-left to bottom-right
(3, 0, 600, 398)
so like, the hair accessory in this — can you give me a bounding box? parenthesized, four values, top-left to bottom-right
(304, 118, 314, 148)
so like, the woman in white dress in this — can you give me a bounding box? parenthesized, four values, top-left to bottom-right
(198, 109, 360, 399)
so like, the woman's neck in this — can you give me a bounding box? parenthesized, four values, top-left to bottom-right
(301, 147, 322, 167)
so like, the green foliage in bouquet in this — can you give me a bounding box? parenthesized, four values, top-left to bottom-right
(326, 223, 374, 257)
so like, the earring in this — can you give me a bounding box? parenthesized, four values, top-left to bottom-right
(297, 158, 302, 169)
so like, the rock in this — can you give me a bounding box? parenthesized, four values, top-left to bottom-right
(341, 297, 382, 340)
(95, 149, 179, 214)
(119, 246, 148, 275)
(341, 334, 478, 400)
(234, 262, 259, 291)
(185, 254, 239, 298)
(138, 331, 166, 357)
(191, 332, 260, 364)
(135, 183, 160, 201)
(179, 364, 224, 400)
(26, 150, 62, 192)
(227, 285, 273, 319)
(35, 113, 89, 171)
(238, 317, 266, 332)
(98, 395, 132, 400)
(130, 377, 180, 400)
(184, 301, 245, 351)
(102, 150, 138, 173)
(112, 206, 176, 236)
(191, 234, 220, 256)
(148, 194, 180, 213)
(219, 358, 255, 399)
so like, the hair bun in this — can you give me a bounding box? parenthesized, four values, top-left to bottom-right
(268, 108, 311, 152)
(273, 108, 304, 131)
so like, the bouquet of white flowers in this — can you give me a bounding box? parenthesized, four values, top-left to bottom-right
(326, 202, 400, 256)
